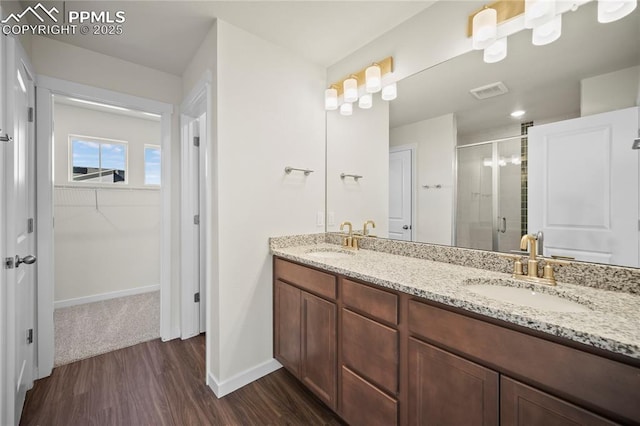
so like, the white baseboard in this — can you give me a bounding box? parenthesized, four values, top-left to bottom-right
(54, 284, 160, 309)
(207, 359, 282, 398)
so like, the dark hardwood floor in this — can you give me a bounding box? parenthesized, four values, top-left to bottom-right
(21, 335, 345, 425)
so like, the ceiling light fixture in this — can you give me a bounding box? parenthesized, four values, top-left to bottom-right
(324, 57, 397, 115)
(510, 110, 526, 118)
(468, 0, 636, 64)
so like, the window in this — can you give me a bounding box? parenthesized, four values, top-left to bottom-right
(144, 145, 161, 186)
(70, 135, 127, 184)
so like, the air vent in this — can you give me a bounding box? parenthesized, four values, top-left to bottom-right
(469, 81, 509, 100)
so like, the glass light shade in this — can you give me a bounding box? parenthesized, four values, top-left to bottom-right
(598, 0, 637, 23)
(532, 14, 562, 45)
(472, 8, 497, 50)
(525, 0, 556, 28)
(381, 82, 397, 101)
(343, 77, 358, 103)
(340, 102, 353, 116)
(483, 37, 507, 63)
(324, 88, 338, 110)
(358, 94, 373, 109)
(365, 64, 382, 93)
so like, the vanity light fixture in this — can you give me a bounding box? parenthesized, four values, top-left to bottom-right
(325, 85, 339, 110)
(598, 0, 637, 22)
(472, 6, 498, 50)
(343, 75, 359, 103)
(532, 14, 562, 45)
(484, 37, 508, 63)
(324, 56, 397, 114)
(468, 0, 637, 64)
(340, 102, 353, 116)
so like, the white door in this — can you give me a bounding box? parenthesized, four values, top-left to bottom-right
(389, 148, 412, 241)
(181, 112, 206, 338)
(528, 107, 639, 267)
(3, 38, 36, 426)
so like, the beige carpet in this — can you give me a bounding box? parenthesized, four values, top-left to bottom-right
(54, 291, 160, 367)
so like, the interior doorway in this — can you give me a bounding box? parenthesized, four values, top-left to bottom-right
(389, 145, 415, 241)
(50, 95, 163, 366)
(35, 76, 174, 379)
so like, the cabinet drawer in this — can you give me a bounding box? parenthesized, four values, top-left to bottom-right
(275, 258, 337, 300)
(342, 309, 398, 394)
(342, 278, 398, 325)
(408, 299, 640, 424)
(341, 366, 398, 426)
(501, 377, 615, 426)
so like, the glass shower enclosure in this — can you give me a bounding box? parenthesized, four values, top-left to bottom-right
(455, 136, 523, 253)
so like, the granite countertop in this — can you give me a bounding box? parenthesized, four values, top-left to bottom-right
(272, 243, 640, 360)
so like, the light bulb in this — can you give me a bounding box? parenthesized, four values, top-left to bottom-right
(598, 0, 637, 23)
(324, 87, 338, 110)
(358, 94, 373, 109)
(340, 102, 353, 116)
(472, 7, 497, 50)
(484, 38, 507, 63)
(343, 76, 358, 103)
(365, 64, 382, 93)
(525, 0, 556, 28)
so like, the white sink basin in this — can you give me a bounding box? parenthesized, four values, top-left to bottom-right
(306, 249, 355, 259)
(466, 284, 590, 313)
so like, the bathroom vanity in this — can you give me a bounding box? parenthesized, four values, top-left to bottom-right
(271, 236, 640, 425)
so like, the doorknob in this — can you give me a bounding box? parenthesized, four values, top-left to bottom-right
(15, 255, 36, 267)
(402, 225, 409, 230)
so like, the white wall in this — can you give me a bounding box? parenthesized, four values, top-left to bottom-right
(183, 19, 326, 391)
(53, 103, 161, 302)
(391, 113, 456, 245)
(327, 102, 389, 237)
(581, 65, 640, 116)
(31, 35, 184, 333)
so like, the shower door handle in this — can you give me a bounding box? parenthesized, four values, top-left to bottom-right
(497, 217, 506, 233)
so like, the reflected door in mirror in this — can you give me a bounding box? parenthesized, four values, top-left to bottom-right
(389, 148, 413, 241)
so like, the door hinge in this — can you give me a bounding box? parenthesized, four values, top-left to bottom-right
(193, 136, 200, 147)
(28, 107, 34, 123)
(193, 214, 200, 225)
(27, 218, 34, 233)
(27, 329, 33, 344)
(194, 292, 200, 303)
(4, 257, 14, 269)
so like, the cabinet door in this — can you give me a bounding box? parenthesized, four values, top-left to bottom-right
(274, 280, 301, 375)
(341, 366, 398, 426)
(501, 377, 616, 426)
(408, 338, 498, 425)
(301, 292, 337, 410)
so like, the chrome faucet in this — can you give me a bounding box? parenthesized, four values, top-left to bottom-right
(363, 220, 376, 236)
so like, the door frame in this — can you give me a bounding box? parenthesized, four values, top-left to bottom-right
(389, 144, 417, 240)
(35, 75, 174, 379)
(180, 71, 212, 339)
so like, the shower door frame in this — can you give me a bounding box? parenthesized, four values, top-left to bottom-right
(454, 135, 523, 252)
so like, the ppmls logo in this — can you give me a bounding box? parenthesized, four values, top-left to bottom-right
(1, 3, 59, 24)
(2, 3, 125, 36)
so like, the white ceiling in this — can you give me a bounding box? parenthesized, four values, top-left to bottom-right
(21, 1, 435, 75)
(390, 2, 640, 137)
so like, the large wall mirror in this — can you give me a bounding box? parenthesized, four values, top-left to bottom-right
(326, 1, 640, 268)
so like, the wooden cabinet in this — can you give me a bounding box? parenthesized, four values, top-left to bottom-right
(273, 257, 639, 425)
(501, 377, 615, 426)
(273, 261, 337, 410)
(408, 338, 499, 425)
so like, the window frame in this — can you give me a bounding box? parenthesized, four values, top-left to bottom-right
(143, 144, 162, 187)
(68, 134, 129, 186)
